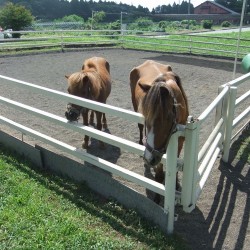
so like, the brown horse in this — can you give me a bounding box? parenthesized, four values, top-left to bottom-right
(65, 56, 111, 148)
(130, 60, 189, 203)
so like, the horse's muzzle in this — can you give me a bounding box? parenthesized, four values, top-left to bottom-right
(143, 151, 162, 167)
(65, 109, 80, 121)
(143, 137, 164, 167)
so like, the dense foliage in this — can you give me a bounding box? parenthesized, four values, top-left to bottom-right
(0, 0, 196, 21)
(0, 0, 150, 21)
(0, 0, 248, 23)
(154, 1, 194, 14)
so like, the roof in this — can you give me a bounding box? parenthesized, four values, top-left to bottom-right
(195, 1, 239, 15)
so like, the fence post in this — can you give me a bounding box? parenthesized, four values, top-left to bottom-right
(215, 85, 230, 151)
(181, 116, 199, 213)
(60, 32, 64, 52)
(222, 86, 237, 162)
(189, 36, 192, 54)
(164, 132, 178, 234)
(215, 85, 224, 124)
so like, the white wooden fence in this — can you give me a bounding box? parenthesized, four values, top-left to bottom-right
(180, 71, 250, 213)
(0, 72, 249, 234)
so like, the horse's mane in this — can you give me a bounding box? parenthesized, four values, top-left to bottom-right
(139, 80, 173, 126)
(170, 71, 189, 114)
(139, 71, 189, 126)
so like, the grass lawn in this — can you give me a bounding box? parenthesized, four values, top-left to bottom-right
(0, 144, 187, 250)
(123, 31, 250, 59)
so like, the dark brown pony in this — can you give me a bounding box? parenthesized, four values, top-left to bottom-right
(130, 60, 189, 203)
(65, 56, 111, 148)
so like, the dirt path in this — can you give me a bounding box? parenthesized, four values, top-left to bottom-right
(0, 49, 249, 249)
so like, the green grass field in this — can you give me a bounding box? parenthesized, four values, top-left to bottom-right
(122, 31, 250, 59)
(0, 144, 187, 250)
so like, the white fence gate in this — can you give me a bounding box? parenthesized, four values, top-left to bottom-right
(0, 72, 249, 234)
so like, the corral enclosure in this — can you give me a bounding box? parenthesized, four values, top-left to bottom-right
(0, 49, 246, 152)
(0, 49, 249, 249)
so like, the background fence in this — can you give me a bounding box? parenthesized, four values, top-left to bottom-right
(1, 29, 250, 59)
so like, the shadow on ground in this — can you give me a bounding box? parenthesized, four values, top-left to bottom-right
(175, 125, 249, 249)
(144, 54, 243, 74)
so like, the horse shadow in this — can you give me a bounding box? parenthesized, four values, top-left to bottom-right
(145, 54, 243, 74)
(174, 124, 250, 249)
(85, 125, 121, 176)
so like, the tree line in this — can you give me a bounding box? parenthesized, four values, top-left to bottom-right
(0, 0, 196, 22)
(0, 0, 149, 21)
(0, 1, 247, 23)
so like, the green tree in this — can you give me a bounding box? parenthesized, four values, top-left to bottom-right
(61, 14, 84, 23)
(88, 11, 106, 29)
(0, 2, 34, 37)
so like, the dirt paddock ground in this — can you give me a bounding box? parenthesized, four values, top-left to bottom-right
(0, 49, 249, 249)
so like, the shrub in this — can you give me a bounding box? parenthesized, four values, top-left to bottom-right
(221, 21, 231, 27)
(201, 20, 213, 29)
(135, 17, 154, 30)
(158, 21, 169, 29)
(171, 21, 181, 28)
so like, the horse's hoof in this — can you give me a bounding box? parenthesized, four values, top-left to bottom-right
(82, 142, 89, 149)
(154, 194, 161, 204)
(176, 182, 182, 192)
(102, 124, 108, 129)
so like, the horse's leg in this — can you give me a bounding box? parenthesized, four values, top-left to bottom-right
(138, 123, 144, 145)
(96, 111, 105, 149)
(154, 163, 164, 204)
(82, 110, 90, 149)
(102, 113, 108, 129)
(89, 110, 94, 126)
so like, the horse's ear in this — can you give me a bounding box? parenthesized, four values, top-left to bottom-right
(130, 68, 140, 83)
(105, 61, 110, 73)
(166, 65, 172, 71)
(65, 75, 70, 79)
(139, 82, 151, 92)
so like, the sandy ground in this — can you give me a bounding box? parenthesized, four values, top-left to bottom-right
(0, 49, 249, 249)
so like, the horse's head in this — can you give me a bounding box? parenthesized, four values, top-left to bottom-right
(139, 77, 177, 166)
(65, 71, 99, 121)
